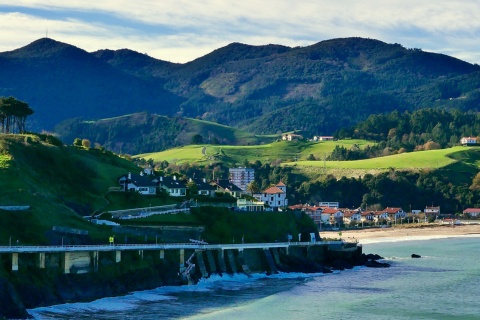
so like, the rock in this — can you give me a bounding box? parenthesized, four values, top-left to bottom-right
(365, 260, 390, 268)
(411, 254, 421, 258)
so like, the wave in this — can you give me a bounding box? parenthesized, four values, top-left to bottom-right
(28, 271, 329, 319)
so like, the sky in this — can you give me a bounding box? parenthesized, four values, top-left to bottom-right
(1, 1, 480, 64)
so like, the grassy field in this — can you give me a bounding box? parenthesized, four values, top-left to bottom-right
(135, 139, 375, 165)
(290, 147, 464, 169)
(286, 146, 478, 179)
(0, 134, 140, 245)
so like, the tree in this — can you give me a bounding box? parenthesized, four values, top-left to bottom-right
(470, 172, 480, 191)
(73, 138, 82, 146)
(0, 96, 34, 134)
(81, 139, 91, 148)
(246, 181, 261, 195)
(191, 134, 204, 144)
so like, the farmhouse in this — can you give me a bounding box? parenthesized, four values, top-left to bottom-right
(282, 133, 303, 141)
(460, 136, 478, 146)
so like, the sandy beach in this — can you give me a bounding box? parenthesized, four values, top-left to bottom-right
(320, 223, 480, 244)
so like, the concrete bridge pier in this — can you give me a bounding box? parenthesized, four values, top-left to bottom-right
(115, 251, 121, 263)
(159, 249, 165, 260)
(36, 253, 46, 269)
(61, 252, 71, 274)
(217, 249, 227, 274)
(11, 253, 18, 272)
(90, 251, 99, 272)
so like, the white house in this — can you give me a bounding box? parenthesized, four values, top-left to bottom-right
(159, 176, 187, 197)
(460, 137, 478, 146)
(118, 172, 158, 195)
(256, 182, 288, 208)
(425, 206, 440, 216)
(282, 133, 303, 141)
(381, 207, 407, 221)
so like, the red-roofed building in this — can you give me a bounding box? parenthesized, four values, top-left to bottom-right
(381, 207, 407, 220)
(463, 208, 480, 217)
(255, 182, 288, 208)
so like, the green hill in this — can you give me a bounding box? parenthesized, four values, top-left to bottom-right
(0, 134, 140, 245)
(55, 113, 278, 155)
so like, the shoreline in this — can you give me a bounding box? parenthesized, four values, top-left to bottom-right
(320, 223, 480, 245)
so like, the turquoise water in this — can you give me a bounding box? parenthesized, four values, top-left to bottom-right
(29, 236, 480, 319)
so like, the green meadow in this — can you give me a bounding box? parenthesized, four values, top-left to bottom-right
(136, 139, 376, 165)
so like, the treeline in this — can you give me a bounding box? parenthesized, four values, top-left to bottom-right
(331, 108, 480, 160)
(0, 96, 34, 134)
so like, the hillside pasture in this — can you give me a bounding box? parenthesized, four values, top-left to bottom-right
(291, 147, 465, 169)
(135, 139, 374, 165)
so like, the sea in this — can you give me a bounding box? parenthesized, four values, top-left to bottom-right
(28, 235, 480, 320)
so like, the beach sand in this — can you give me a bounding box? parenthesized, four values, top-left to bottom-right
(320, 223, 480, 244)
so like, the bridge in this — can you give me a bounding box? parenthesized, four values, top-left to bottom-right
(0, 240, 358, 276)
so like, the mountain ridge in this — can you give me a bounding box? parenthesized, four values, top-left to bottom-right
(1, 37, 479, 136)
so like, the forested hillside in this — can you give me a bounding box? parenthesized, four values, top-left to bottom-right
(1, 37, 480, 136)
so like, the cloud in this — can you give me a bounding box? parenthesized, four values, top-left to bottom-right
(0, 1, 479, 63)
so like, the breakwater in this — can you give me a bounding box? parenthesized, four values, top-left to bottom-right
(0, 241, 363, 319)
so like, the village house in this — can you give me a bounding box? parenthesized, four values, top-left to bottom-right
(424, 206, 440, 216)
(118, 172, 159, 195)
(342, 209, 362, 224)
(255, 182, 288, 208)
(361, 211, 376, 222)
(381, 207, 407, 221)
(159, 176, 187, 197)
(373, 211, 389, 223)
(190, 178, 216, 197)
(321, 207, 344, 226)
(213, 179, 243, 198)
(463, 208, 480, 217)
(460, 136, 478, 146)
(282, 133, 303, 141)
(304, 206, 324, 226)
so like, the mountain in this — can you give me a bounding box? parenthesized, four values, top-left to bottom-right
(0, 38, 184, 129)
(1, 37, 480, 137)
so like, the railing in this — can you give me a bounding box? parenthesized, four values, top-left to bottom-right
(0, 241, 347, 253)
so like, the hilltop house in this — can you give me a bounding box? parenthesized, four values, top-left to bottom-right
(460, 137, 478, 146)
(255, 182, 288, 208)
(313, 136, 334, 141)
(159, 176, 187, 197)
(282, 133, 303, 141)
(118, 172, 159, 195)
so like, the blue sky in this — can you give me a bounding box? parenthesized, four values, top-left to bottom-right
(1, 1, 479, 64)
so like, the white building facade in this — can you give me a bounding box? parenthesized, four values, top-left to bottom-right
(229, 167, 255, 191)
